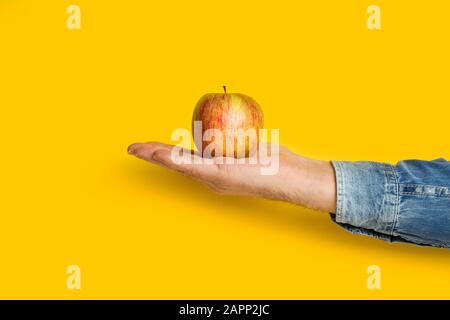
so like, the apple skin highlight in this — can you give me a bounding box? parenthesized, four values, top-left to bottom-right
(192, 88, 264, 158)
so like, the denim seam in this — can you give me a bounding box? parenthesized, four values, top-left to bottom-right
(389, 164, 400, 236)
(400, 192, 450, 198)
(399, 184, 450, 198)
(332, 161, 344, 224)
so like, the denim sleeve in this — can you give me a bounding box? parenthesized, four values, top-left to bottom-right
(331, 159, 450, 248)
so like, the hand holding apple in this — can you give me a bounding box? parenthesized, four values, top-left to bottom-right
(128, 88, 336, 213)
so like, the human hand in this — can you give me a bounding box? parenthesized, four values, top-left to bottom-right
(128, 142, 336, 213)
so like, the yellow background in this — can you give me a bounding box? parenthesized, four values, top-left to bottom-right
(1, 0, 449, 299)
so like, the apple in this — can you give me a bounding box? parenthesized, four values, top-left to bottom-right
(192, 86, 264, 158)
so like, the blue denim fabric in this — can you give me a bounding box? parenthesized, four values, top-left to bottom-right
(331, 159, 450, 248)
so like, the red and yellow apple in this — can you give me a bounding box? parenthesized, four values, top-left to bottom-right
(192, 87, 264, 158)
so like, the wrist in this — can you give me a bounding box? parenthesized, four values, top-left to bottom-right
(286, 157, 337, 213)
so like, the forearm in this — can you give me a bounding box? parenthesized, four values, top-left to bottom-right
(130, 142, 450, 248)
(276, 156, 337, 213)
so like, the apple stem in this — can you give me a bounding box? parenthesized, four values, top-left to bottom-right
(223, 85, 227, 94)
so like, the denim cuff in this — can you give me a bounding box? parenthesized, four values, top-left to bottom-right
(331, 161, 400, 237)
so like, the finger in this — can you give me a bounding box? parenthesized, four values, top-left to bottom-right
(127, 141, 172, 160)
(151, 148, 219, 178)
(128, 141, 219, 178)
(128, 141, 202, 160)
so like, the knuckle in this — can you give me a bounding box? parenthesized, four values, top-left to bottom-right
(182, 166, 197, 177)
(209, 180, 230, 195)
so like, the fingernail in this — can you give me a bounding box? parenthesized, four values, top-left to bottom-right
(127, 143, 139, 155)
